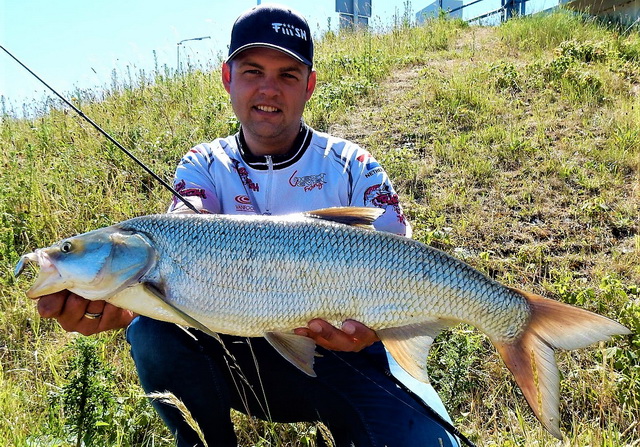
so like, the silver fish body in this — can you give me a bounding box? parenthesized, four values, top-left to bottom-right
(119, 213, 528, 339)
(16, 208, 630, 439)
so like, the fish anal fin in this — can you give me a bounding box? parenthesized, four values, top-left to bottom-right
(304, 207, 384, 229)
(494, 288, 631, 440)
(377, 319, 451, 383)
(264, 332, 317, 377)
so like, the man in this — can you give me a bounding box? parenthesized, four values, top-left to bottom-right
(34, 4, 458, 446)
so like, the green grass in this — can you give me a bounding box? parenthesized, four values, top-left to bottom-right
(1, 9, 639, 446)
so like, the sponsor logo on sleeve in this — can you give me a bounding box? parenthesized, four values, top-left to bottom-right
(357, 153, 384, 178)
(171, 179, 207, 209)
(363, 183, 407, 226)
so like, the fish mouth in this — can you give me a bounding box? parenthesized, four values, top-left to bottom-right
(14, 250, 67, 298)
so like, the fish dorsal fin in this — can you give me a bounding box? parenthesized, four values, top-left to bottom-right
(264, 332, 318, 377)
(304, 207, 384, 229)
(377, 319, 451, 383)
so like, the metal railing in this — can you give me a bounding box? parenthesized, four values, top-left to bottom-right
(422, 0, 542, 24)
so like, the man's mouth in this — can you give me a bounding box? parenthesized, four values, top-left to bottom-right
(255, 105, 280, 113)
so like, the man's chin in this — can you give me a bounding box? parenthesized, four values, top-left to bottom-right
(241, 125, 298, 155)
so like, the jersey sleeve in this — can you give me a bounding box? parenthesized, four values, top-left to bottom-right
(167, 143, 222, 214)
(348, 148, 412, 237)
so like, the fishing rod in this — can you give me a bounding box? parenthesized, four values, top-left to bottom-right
(0, 44, 201, 215)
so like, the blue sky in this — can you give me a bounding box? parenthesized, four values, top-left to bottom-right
(0, 1, 417, 111)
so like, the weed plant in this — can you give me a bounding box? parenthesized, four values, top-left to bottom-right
(0, 9, 638, 446)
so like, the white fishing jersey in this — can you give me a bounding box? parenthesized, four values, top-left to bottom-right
(167, 124, 456, 432)
(169, 124, 410, 236)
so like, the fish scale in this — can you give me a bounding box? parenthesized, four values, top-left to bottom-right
(16, 207, 630, 439)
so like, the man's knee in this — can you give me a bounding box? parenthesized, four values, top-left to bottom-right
(126, 317, 198, 374)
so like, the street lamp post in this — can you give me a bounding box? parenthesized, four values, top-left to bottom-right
(176, 36, 211, 73)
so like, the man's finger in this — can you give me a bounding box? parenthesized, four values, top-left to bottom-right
(299, 319, 379, 352)
(33, 290, 134, 335)
(341, 320, 379, 345)
(97, 303, 136, 333)
(36, 291, 68, 318)
(57, 293, 93, 333)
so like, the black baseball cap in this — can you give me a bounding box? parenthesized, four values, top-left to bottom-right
(227, 3, 313, 67)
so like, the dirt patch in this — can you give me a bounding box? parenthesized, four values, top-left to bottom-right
(328, 66, 424, 142)
(328, 25, 503, 144)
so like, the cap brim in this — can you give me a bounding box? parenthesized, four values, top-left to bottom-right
(226, 43, 312, 66)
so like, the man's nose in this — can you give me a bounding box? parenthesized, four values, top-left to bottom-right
(258, 75, 280, 95)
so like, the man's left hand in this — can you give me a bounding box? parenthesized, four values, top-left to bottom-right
(294, 319, 379, 352)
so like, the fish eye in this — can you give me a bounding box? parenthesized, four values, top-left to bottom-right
(60, 241, 73, 253)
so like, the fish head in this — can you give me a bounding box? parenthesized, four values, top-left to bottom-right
(15, 226, 155, 300)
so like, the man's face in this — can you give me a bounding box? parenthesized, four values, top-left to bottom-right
(222, 47, 316, 155)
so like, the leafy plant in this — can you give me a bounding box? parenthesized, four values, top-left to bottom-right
(427, 327, 487, 412)
(50, 336, 116, 447)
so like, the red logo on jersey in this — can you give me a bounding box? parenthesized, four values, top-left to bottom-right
(363, 184, 406, 225)
(174, 180, 207, 199)
(234, 195, 255, 212)
(232, 159, 259, 192)
(171, 180, 207, 208)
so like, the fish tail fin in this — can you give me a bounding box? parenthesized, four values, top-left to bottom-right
(493, 288, 630, 439)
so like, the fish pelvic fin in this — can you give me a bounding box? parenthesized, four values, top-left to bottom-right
(264, 332, 318, 377)
(494, 288, 630, 440)
(377, 319, 451, 383)
(304, 207, 384, 229)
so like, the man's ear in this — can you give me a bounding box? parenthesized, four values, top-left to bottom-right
(221, 62, 232, 94)
(305, 69, 317, 101)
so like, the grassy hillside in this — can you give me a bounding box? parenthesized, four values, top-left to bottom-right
(1, 9, 638, 446)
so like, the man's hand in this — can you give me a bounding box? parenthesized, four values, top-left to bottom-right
(34, 290, 135, 336)
(294, 319, 379, 352)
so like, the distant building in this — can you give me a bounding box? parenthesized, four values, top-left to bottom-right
(337, 0, 372, 29)
(416, 0, 640, 26)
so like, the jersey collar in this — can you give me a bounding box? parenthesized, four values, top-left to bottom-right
(236, 122, 312, 170)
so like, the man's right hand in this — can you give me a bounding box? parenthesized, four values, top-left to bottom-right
(35, 290, 135, 336)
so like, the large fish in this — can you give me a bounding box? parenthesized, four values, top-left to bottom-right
(15, 207, 629, 439)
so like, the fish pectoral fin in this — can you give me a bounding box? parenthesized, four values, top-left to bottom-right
(377, 319, 451, 383)
(139, 283, 222, 343)
(264, 332, 317, 377)
(304, 207, 384, 229)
